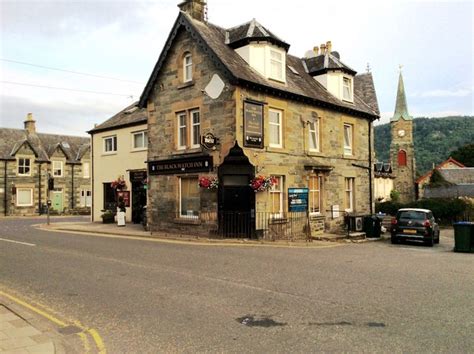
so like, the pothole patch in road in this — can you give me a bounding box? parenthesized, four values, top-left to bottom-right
(58, 325, 82, 335)
(237, 315, 286, 327)
(309, 321, 353, 326)
(366, 322, 386, 328)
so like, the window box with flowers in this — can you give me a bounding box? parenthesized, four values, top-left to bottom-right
(198, 176, 219, 190)
(250, 175, 277, 192)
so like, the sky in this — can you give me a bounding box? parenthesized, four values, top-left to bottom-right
(0, 0, 472, 136)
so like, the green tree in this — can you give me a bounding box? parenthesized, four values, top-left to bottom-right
(450, 143, 474, 166)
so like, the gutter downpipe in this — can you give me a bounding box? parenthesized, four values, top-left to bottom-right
(3, 161, 7, 216)
(71, 164, 75, 210)
(368, 119, 373, 214)
(38, 162, 42, 214)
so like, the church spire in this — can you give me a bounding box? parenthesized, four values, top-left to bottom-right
(391, 68, 412, 122)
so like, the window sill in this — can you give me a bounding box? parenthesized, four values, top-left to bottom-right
(307, 151, 324, 157)
(342, 98, 354, 104)
(102, 152, 117, 156)
(174, 217, 201, 225)
(131, 148, 147, 153)
(173, 147, 202, 155)
(177, 81, 195, 90)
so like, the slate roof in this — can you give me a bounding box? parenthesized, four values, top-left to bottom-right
(227, 19, 290, 51)
(416, 157, 465, 184)
(439, 168, 474, 184)
(354, 73, 380, 116)
(88, 102, 147, 134)
(0, 127, 90, 163)
(424, 185, 474, 198)
(139, 12, 379, 120)
(303, 52, 356, 76)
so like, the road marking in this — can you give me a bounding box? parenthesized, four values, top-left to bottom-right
(0, 237, 36, 247)
(0, 289, 106, 353)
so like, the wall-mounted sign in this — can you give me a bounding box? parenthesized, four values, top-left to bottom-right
(130, 170, 147, 183)
(243, 101, 263, 148)
(288, 188, 309, 212)
(201, 132, 219, 150)
(148, 155, 213, 175)
(116, 191, 130, 207)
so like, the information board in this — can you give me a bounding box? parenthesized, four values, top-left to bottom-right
(288, 188, 309, 212)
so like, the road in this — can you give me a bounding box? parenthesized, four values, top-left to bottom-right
(1, 217, 473, 353)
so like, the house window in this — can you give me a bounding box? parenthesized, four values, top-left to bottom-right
(179, 177, 199, 218)
(18, 158, 31, 176)
(343, 77, 353, 101)
(398, 150, 407, 166)
(16, 188, 33, 207)
(191, 110, 200, 148)
(308, 119, 320, 152)
(104, 136, 117, 153)
(308, 176, 322, 214)
(83, 162, 90, 179)
(176, 109, 200, 150)
(52, 161, 63, 177)
(103, 183, 116, 210)
(270, 175, 284, 217)
(132, 131, 148, 150)
(270, 50, 284, 81)
(344, 177, 355, 212)
(343, 123, 353, 156)
(269, 108, 283, 148)
(80, 190, 92, 207)
(183, 53, 193, 82)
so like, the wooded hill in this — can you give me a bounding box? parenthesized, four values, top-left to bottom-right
(374, 116, 474, 176)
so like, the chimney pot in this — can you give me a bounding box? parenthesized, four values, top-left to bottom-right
(177, 0, 207, 22)
(320, 43, 326, 54)
(24, 113, 36, 134)
(326, 41, 332, 53)
(313, 46, 319, 55)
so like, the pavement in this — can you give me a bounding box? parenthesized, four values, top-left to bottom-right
(0, 304, 55, 354)
(39, 220, 384, 247)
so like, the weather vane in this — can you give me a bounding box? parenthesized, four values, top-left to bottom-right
(366, 63, 371, 73)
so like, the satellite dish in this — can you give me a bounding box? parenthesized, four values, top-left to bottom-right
(204, 74, 225, 99)
(305, 50, 316, 59)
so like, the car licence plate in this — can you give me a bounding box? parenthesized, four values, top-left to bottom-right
(403, 229, 417, 234)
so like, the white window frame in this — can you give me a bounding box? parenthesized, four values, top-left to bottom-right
(179, 176, 199, 219)
(270, 175, 284, 218)
(345, 177, 354, 212)
(83, 162, 90, 179)
(177, 112, 187, 150)
(80, 189, 92, 207)
(16, 188, 33, 207)
(52, 160, 63, 178)
(17, 157, 31, 176)
(309, 175, 322, 215)
(269, 49, 284, 82)
(103, 136, 117, 153)
(343, 123, 353, 156)
(132, 130, 148, 150)
(190, 110, 200, 148)
(308, 119, 320, 152)
(342, 76, 353, 102)
(269, 108, 283, 148)
(183, 53, 193, 82)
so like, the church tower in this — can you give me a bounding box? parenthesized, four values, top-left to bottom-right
(390, 69, 416, 203)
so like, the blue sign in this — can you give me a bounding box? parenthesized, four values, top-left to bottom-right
(288, 188, 309, 212)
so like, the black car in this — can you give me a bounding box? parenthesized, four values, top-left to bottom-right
(390, 208, 440, 246)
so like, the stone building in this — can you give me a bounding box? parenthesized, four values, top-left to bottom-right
(374, 162, 394, 202)
(138, 0, 380, 238)
(88, 103, 148, 224)
(389, 71, 416, 203)
(0, 114, 91, 216)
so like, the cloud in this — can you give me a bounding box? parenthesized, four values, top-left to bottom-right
(414, 88, 472, 98)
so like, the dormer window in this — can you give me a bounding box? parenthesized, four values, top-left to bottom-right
(270, 50, 284, 81)
(343, 77, 353, 101)
(183, 53, 193, 82)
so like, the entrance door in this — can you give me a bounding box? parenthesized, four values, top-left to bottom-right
(51, 190, 63, 212)
(131, 181, 147, 224)
(220, 175, 254, 237)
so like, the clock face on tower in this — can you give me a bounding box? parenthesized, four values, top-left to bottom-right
(397, 129, 406, 137)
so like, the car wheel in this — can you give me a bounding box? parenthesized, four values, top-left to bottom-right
(435, 233, 440, 244)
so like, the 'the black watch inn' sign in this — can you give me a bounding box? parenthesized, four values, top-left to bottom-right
(148, 156, 213, 175)
(244, 101, 263, 148)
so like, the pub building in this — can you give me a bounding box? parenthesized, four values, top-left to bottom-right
(140, 0, 380, 238)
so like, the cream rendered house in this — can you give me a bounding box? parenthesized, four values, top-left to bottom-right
(89, 103, 148, 223)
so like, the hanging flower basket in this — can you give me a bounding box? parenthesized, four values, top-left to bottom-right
(111, 176, 127, 191)
(250, 175, 277, 192)
(198, 176, 219, 190)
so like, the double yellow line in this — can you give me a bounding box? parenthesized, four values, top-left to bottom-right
(0, 289, 106, 353)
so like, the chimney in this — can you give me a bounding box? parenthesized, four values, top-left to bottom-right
(178, 0, 207, 22)
(326, 41, 332, 53)
(320, 43, 326, 54)
(24, 113, 36, 135)
(313, 46, 319, 56)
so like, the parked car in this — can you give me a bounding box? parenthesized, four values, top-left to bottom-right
(390, 208, 440, 246)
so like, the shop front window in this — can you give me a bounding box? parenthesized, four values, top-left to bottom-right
(179, 177, 199, 218)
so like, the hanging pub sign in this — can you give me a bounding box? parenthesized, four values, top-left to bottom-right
(148, 155, 213, 175)
(201, 132, 219, 150)
(243, 101, 264, 148)
(288, 188, 309, 212)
